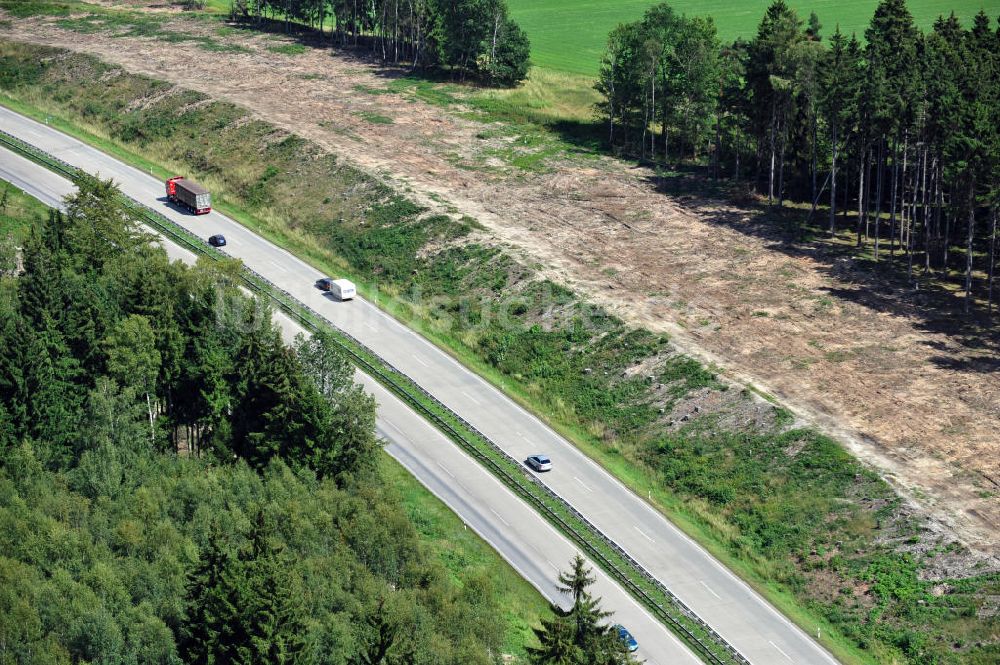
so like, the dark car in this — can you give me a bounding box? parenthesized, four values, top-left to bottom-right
(615, 625, 638, 653)
(525, 455, 552, 472)
(316, 277, 334, 291)
(208, 234, 226, 247)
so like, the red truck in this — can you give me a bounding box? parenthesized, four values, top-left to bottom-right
(165, 176, 211, 215)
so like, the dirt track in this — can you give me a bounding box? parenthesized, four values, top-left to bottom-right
(5, 14, 998, 555)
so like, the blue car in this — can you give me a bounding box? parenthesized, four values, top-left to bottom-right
(615, 624, 638, 653)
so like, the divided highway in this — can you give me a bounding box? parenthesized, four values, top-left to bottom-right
(0, 143, 696, 665)
(1, 105, 839, 664)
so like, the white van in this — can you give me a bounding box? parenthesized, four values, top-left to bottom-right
(329, 278, 356, 301)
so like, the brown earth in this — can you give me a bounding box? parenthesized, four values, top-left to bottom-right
(4, 13, 998, 557)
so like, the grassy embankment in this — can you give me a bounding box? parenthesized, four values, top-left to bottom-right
(0, 177, 50, 240)
(0, 35, 997, 664)
(380, 457, 550, 658)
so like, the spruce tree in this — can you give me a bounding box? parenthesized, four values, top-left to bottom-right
(746, 0, 805, 204)
(527, 615, 580, 665)
(181, 530, 240, 665)
(235, 515, 307, 665)
(529, 555, 633, 665)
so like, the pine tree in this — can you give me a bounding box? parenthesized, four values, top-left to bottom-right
(864, 0, 919, 261)
(235, 514, 307, 664)
(18, 217, 65, 330)
(805, 11, 822, 41)
(529, 555, 633, 664)
(746, 0, 805, 205)
(528, 615, 580, 665)
(0, 310, 29, 442)
(180, 530, 241, 665)
(821, 26, 858, 234)
(63, 175, 151, 271)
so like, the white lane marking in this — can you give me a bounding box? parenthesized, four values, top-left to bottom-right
(490, 508, 510, 527)
(573, 476, 594, 493)
(634, 526, 655, 543)
(461, 389, 482, 406)
(268, 259, 286, 271)
(380, 419, 407, 441)
(456, 480, 470, 494)
(413, 354, 430, 367)
(699, 581, 721, 599)
(436, 461, 455, 479)
(546, 559, 559, 572)
(364, 321, 379, 332)
(769, 640, 793, 662)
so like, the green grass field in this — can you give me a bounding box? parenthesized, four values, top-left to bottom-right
(507, 0, 1000, 75)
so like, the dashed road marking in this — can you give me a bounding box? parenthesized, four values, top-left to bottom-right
(573, 476, 594, 492)
(436, 461, 455, 479)
(769, 640, 793, 662)
(490, 508, 510, 527)
(634, 526, 655, 543)
(700, 581, 721, 599)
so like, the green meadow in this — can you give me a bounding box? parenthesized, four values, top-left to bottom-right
(507, 0, 1000, 75)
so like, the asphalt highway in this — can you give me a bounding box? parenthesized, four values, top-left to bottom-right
(0, 143, 696, 665)
(1, 104, 839, 664)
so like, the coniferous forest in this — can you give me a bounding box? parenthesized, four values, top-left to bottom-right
(230, 0, 531, 86)
(0, 177, 513, 664)
(597, 0, 999, 316)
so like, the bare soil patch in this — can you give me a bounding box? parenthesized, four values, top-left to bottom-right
(5, 14, 998, 556)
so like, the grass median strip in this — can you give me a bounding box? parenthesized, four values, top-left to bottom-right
(0, 127, 749, 665)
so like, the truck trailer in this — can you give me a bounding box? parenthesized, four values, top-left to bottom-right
(166, 176, 211, 215)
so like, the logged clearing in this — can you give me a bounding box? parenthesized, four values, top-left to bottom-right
(4, 14, 998, 556)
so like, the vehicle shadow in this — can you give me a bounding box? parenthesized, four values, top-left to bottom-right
(156, 195, 202, 217)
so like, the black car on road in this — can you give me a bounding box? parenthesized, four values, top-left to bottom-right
(208, 234, 226, 247)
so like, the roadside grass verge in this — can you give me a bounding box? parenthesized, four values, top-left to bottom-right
(381, 455, 553, 661)
(2, 41, 997, 664)
(0, 175, 50, 241)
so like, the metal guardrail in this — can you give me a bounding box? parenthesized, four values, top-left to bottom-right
(0, 128, 751, 665)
